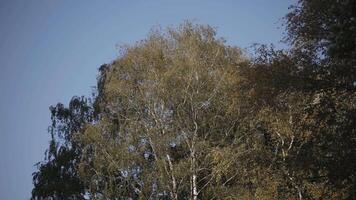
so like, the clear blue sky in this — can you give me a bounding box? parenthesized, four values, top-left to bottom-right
(0, 0, 294, 199)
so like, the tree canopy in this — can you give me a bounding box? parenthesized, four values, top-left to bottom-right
(32, 1, 356, 199)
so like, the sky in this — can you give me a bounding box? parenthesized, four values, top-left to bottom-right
(0, 0, 294, 199)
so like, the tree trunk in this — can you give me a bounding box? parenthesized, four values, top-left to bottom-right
(191, 149, 198, 200)
(166, 154, 178, 200)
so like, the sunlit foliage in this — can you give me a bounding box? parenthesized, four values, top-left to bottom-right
(32, 1, 356, 199)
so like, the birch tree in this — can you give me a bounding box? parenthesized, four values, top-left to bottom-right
(76, 22, 250, 199)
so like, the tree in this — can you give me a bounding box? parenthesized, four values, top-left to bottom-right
(77, 22, 256, 199)
(238, 1, 356, 198)
(285, 0, 356, 89)
(32, 97, 94, 200)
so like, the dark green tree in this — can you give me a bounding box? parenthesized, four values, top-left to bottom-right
(31, 96, 94, 199)
(286, 0, 356, 89)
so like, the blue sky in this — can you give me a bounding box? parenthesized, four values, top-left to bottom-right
(0, 0, 294, 199)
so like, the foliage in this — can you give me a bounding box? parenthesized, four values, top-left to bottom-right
(32, 96, 94, 200)
(32, 1, 356, 199)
